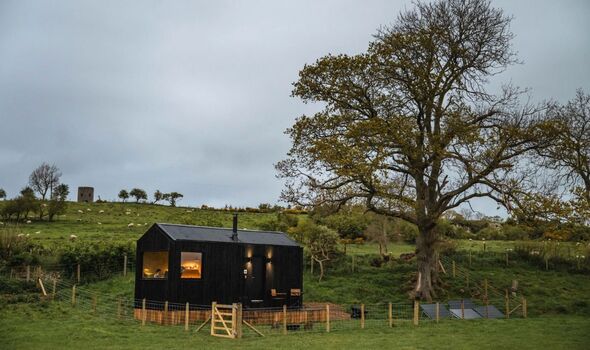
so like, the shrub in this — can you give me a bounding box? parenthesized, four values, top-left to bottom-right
(59, 242, 135, 281)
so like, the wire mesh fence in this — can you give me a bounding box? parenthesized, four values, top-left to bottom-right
(1, 253, 532, 339)
(31, 271, 528, 339)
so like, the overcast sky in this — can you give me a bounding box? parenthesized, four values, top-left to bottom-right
(1, 1, 589, 214)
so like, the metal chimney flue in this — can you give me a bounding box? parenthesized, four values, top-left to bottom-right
(232, 213, 238, 241)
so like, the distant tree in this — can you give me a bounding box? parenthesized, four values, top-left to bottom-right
(0, 188, 6, 200)
(364, 215, 396, 256)
(29, 163, 62, 219)
(48, 184, 69, 221)
(166, 192, 183, 207)
(29, 163, 61, 200)
(258, 203, 272, 211)
(2, 187, 37, 221)
(289, 220, 339, 282)
(130, 188, 148, 203)
(153, 190, 163, 204)
(259, 212, 299, 232)
(118, 189, 129, 202)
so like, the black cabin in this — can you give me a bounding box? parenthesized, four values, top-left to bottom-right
(134, 217, 303, 308)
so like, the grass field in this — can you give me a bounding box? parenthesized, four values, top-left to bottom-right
(1, 302, 588, 350)
(2, 202, 590, 349)
(7, 201, 278, 246)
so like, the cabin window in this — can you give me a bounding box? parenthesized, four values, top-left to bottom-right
(180, 252, 202, 279)
(142, 251, 168, 279)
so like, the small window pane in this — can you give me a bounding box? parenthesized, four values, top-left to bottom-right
(181, 252, 202, 279)
(143, 251, 168, 279)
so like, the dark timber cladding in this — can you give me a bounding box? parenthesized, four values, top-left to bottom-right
(135, 219, 303, 308)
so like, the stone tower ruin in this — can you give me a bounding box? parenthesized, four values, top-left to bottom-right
(77, 186, 94, 203)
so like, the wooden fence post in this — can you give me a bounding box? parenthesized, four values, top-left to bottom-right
(452, 260, 456, 278)
(236, 303, 243, 339)
(231, 303, 237, 337)
(461, 299, 465, 320)
(505, 290, 509, 319)
(361, 304, 365, 329)
(210, 301, 216, 335)
(436, 302, 440, 323)
(184, 302, 189, 331)
(71, 285, 76, 306)
(522, 297, 527, 318)
(164, 301, 169, 325)
(52, 278, 57, 300)
(283, 304, 288, 335)
(26, 265, 31, 282)
(469, 250, 472, 267)
(123, 254, 128, 277)
(310, 255, 314, 275)
(76, 264, 81, 283)
(142, 298, 147, 326)
(413, 301, 420, 326)
(388, 302, 393, 327)
(545, 257, 549, 271)
(326, 304, 330, 332)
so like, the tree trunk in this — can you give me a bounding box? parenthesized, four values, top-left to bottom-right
(317, 259, 325, 282)
(414, 225, 439, 301)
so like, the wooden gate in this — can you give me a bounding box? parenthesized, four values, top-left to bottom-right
(211, 302, 242, 338)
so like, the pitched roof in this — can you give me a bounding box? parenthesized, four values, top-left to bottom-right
(154, 223, 301, 247)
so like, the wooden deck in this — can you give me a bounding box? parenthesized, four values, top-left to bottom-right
(133, 303, 350, 326)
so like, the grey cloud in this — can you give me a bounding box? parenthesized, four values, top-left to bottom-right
(0, 0, 589, 211)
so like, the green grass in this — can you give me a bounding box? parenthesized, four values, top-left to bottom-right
(3, 202, 590, 348)
(0, 302, 588, 349)
(6, 201, 280, 246)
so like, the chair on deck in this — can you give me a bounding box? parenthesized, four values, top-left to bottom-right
(290, 288, 302, 307)
(271, 288, 287, 307)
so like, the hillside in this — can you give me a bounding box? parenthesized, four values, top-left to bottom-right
(4, 201, 281, 245)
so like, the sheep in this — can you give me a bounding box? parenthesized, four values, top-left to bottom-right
(77, 210, 84, 214)
(35, 231, 41, 234)
(86, 208, 91, 212)
(17, 233, 24, 237)
(69, 234, 78, 241)
(128, 223, 134, 228)
(25, 233, 30, 237)
(99, 210, 105, 214)
(0, 222, 4, 226)
(125, 212, 131, 215)
(97, 222, 102, 225)
(26, 220, 31, 224)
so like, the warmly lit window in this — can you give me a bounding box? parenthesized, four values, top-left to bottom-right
(143, 251, 169, 279)
(181, 252, 202, 279)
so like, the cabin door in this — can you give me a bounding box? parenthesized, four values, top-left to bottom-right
(245, 256, 265, 305)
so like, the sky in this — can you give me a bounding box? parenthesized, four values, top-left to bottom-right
(0, 0, 589, 214)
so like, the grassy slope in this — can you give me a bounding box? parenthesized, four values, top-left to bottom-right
(8, 201, 278, 245)
(0, 302, 588, 350)
(2, 203, 590, 348)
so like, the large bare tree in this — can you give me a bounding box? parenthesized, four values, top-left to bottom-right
(277, 0, 554, 300)
(29, 163, 62, 201)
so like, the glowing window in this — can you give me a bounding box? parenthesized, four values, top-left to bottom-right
(142, 251, 168, 279)
(181, 252, 202, 279)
